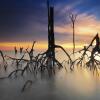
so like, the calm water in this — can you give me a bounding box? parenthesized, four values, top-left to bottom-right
(0, 50, 100, 100)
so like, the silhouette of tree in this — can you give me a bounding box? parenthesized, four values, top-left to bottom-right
(14, 46, 17, 55)
(69, 13, 77, 54)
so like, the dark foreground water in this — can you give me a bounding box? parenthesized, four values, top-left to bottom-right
(0, 51, 100, 100)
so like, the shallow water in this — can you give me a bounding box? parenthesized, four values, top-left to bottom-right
(0, 50, 100, 100)
(0, 68, 100, 100)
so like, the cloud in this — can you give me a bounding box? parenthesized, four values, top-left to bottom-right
(54, 1, 100, 45)
(1, 0, 100, 49)
(55, 0, 82, 15)
(77, 13, 100, 35)
(54, 0, 100, 40)
(55, 13, 100, 35)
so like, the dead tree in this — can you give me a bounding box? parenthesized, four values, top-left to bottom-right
(0, 1, 73, 92)
(86, 33, 100, 71)
(36, 0, 72, 75)
(0, 1, 72, 80)
(14, 46, 17, 55)
(0, 50, 5, 61)
(26, 41, 36, 61)
(90, 34, 100, 58)
(0, 50, 7, 71)
(47, 0, 55, 68)
(69, 13, 77, 54)
(20, 47, 23, 54)
(72, 33, 100, 75)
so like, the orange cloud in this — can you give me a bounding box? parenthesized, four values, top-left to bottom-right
(77, 13, 100, 35)
(55, 13, 100, 36)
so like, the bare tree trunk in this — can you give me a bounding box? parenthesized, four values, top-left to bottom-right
(73, 22, 75, 54)
(47, 0, 55, 68)
(69, 13, 77, 55)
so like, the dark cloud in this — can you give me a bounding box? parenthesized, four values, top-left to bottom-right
(0, 0, 100, 42)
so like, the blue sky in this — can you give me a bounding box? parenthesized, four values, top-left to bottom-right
(0, 0, 100, 44)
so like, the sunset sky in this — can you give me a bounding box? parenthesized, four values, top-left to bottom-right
(0, 0, 100, 50)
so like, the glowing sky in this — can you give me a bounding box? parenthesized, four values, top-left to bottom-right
(0, 0, 100, 50)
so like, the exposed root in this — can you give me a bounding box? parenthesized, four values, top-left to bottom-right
(21, 80, 33, 92)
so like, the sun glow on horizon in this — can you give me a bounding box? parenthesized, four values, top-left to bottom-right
(0, 42, 86, 51)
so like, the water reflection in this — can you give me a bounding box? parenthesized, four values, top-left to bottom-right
(0, 67, 99, 100)
(0, 50, 100, 100)
(56, 68, 97, 95)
